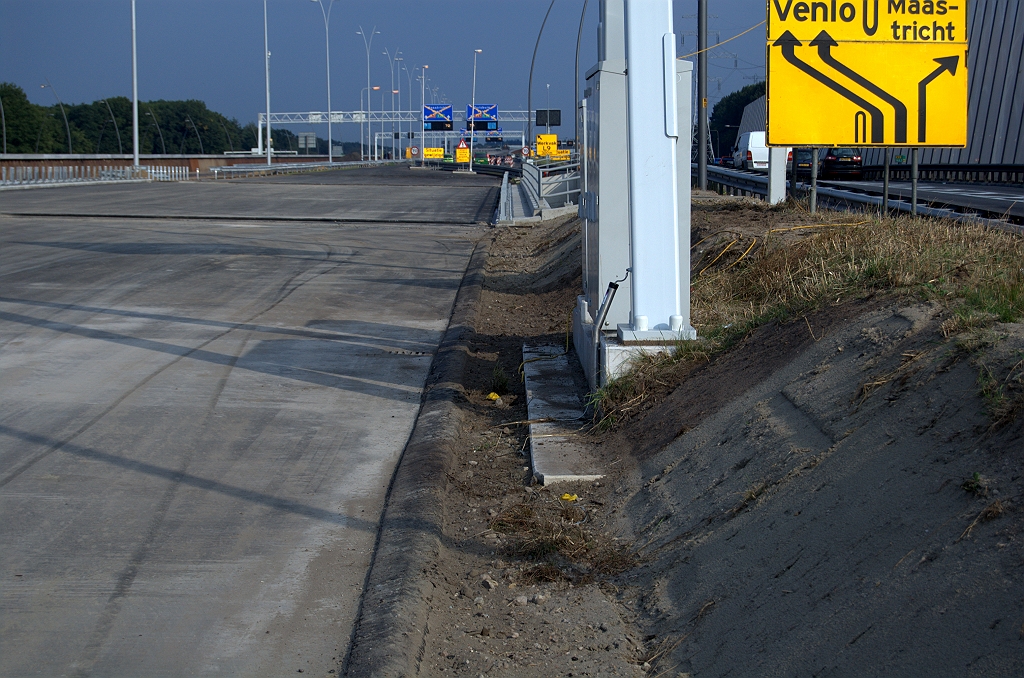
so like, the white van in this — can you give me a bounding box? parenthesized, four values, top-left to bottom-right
(732, 131, 769, 171)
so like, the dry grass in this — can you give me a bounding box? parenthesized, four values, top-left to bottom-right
(489, 495, 638, 583)
(597, 209, 1024, 417)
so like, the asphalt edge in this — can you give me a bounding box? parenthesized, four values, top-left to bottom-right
(343, 235, 490, 677)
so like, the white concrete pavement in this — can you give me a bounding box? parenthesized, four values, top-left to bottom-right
(0, 167, 495, 675)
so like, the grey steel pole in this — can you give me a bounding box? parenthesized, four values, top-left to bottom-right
(101, 99, 123, 154)
(132, 0, 139, 167)
(0, 93, 7, 154)
(421, 66, 427, 164)
(42, 81, 72, 154)
(314, 0, 333, 163)
(527, 0, 557, 147)
(383, 48, 396, 159)
(810, 147, 818, 214)
(697, 0, 708, 190)
(470, 49, 481, 171)
(574, 0, 589, 149)
(264, 0, 271, 166)
(358, 27, 377, 160)
(911, 147, 918, 215)
(882, 147, 890, 216)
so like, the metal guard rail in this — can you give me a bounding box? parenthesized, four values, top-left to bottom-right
(861, 163, 1024, 185)
(209, 159, 397, 179)
(697, 164, 1021, 234)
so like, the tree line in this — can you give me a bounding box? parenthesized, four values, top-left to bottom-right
(0, 83, 340, 155)
(709, 80, 766, 157)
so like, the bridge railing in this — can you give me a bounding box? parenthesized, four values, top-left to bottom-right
(208, 159, 397, 179)
(697, 164, 1019, 233)
(0, 164, 190, 188)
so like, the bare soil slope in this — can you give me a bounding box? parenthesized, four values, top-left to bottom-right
(411, 201, 1024, 677)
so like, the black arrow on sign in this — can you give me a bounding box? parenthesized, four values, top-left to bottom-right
(773, 31, 884, 143)
(811, 31, 906, 143)
(917, 56, 959, 143)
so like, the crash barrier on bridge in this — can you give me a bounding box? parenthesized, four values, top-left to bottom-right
(208, 159, 396, 179)
(520, 160, 581, 216)
(861, 163, 1024, 186)
(698, 164, 1020, 234)
(0, 164, 188, 187)
(497, 171, 513, 224)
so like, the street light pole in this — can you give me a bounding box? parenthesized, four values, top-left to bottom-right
(312, 0, 335, 163)
(470, 49, 482, 171)
(131, 0, 139, 166)
(41, 81, 72, 154)
(546, 83, 550, 134)
(395, 56, 405, 157)
(356, 26, 379, 160)
(100, 99, 123, 154)
(420, 65, 428, 162)
(1, 92, 7, 154)
(698, 0, 708, 189)
(264, 0, 271, 166)
(382, 48, 397, 158)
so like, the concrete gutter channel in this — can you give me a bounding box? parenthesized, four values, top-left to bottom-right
(343, 238, 489, 677)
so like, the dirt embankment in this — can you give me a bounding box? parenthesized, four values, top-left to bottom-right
(412, 199, 1024, 677)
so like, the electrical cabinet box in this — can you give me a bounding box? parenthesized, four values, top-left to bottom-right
(582, 60, 631, 329)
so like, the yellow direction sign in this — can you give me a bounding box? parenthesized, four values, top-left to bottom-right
(766, 0, 968, 147)
(423, 147, 445, 159)
(535, 134, 558, 157)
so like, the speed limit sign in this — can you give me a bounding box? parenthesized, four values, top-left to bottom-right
(411, 146, 420, 157)
(521, 146, 531, 157)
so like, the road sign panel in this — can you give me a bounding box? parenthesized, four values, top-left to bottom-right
(521, 146, 531, 157)
(423, 147, 445, 159)
(767, 1, 968, 147)
(535, 133, 558, 157)
(457, 139, 468, 149)
(456, 147, 470, 163)
(467, 104, 499, 121)
(424, 104, 453, 121)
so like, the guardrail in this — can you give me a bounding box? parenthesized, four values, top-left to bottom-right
(209, 159, 396, 179)
(497, 171, 512, 223)
(696, 164, 1020, 233)
(0, 164, 186, 188)
(861, 163, 1024, 185)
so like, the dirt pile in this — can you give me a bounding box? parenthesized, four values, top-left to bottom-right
(408, 199, 1024, 676)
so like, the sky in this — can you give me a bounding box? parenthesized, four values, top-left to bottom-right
(0, 0, 767, 143)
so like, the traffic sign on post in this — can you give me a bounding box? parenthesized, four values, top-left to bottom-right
(423, 104, 454, 131)
(423, 147, 445, 159)
(456, 138, 470, 163)
(535, 134, 557, 157)
(766, 0, 968, 147)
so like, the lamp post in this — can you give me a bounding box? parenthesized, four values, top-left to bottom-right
(418, 65, 428, 162)
(131, 0, 139, 166)
(263, 0, 271, 166)
(395, 56, 405, 156)
(146, 108, 166, 154)
(185, 114, 204, 154)
(470, 49, 482, 171)
(545, 83, 550, 134)
(356, 26, 379, 160)
(40, 81, 72, 154)
(311, 0, 335, 163)
(1, 91, 8, 154)
(382, 48, 398, 159)
(98, 100, 123, 154)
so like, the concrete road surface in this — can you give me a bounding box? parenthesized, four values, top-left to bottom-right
(0, 166, 494, 675)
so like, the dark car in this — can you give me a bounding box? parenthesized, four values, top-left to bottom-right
(820, 147, 862, 179)
(791, 148, 817, 179)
